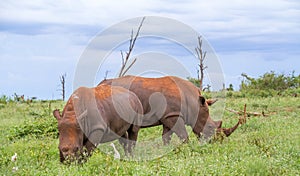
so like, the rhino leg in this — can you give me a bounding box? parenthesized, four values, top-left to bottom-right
(81, 139, 96, 162)
(119, 133, 128, 154)
(162, 125, 173, 145)
(161, 116, 188, 143)
(126, 124, 140, 155)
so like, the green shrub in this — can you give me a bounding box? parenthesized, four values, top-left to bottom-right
(8, 117, 58, 140)
(282, 87, 300, 97)
(226, 91, 233, 97)
(0, 95, 9, 104)
(0, 103, 5, 109)
(240, 71, 299, 97)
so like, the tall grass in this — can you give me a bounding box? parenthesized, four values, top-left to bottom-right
(0, 97, 299, 175)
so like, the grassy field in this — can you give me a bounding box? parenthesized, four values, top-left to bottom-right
(0, 96, 299, 175)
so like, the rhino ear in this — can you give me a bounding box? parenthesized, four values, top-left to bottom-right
(53, 109, 62, 120)
(207, 99, 218, 106)
(199, 96, 206, 106)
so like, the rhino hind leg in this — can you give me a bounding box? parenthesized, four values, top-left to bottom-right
(126, 124, 140, 155)
(118, 133, 128, 154)
(162, 125, 173, 145)
(161, 116, 189, 143)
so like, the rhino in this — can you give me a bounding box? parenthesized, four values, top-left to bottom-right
(99, 75, 240, 144)
(53, 84, 143, 163)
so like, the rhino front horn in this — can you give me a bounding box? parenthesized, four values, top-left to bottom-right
(218, 119, 240, 137)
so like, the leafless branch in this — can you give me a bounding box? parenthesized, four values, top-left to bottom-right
(122, 58, 137, 76)
(241, 104, 247, 124)
(195, 36, 207, 90)
(225, 104, 271, 118)
(104, 70, 110, 80)
(118, 17, 145, 77)
(121, 51, 125, 66)
(59, 73, 66, 101)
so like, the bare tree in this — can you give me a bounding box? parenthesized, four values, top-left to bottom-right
(59, 73, 66, 101)
(118, 17, 145, 77)
(241, 73, 255, 82)
(104, 70, 110, 80)
(202, 84, 211, 92)
(195, 36, 207, 90)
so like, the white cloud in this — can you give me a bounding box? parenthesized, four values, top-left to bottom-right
(0, 0, 299, 98)
(1, 0, 299, 42)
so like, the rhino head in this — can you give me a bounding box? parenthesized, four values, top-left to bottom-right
(194, 96, 240, 141)
(53, 108, 95, 163)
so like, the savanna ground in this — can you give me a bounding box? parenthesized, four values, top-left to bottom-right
(0, 96, 299, 175)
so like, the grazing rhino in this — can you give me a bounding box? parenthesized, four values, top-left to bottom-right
(53, 85, 143, 163)
(99, 76, 240, 144)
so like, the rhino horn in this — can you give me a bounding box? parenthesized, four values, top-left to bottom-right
(218, 119, 240, 137)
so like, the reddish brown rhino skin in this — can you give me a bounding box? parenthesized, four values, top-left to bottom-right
(99, 75, 240, 143)
(53, 84, 143, 163)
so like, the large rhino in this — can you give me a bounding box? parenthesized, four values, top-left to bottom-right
(53, 84, 143, 163)
(99, 76, 240, 144)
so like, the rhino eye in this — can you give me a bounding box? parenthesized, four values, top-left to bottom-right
(76, 125, 82, 130)
(73, 147, 79, 152)
(204, 107, 209, 112)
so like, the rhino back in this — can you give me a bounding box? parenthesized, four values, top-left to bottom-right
(67, 85, 142, 144)
(99, 76, 200, 125)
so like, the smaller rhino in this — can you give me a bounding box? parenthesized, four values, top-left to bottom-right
(53, 85, 143, 163)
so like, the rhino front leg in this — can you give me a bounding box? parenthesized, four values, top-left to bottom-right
(81, 139, 96, 162)
(162, 125, 173, 145)
(161, 116, 188, 143)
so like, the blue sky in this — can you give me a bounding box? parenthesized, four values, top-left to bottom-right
(0, 0, 299, 100)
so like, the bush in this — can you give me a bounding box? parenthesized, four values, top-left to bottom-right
(0, 95, 9, 104)
(226, 91, 233, 97)
(240, 71, 299, 97)
(282, 87, 300, 97)
(8, 116, 58, 140)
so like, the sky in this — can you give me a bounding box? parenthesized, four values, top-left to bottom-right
(0, 0, 299, 100)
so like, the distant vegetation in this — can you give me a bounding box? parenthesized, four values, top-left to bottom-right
(187, 77, 211, 91)
(188, 71, 300, 98)
(239, 71, 300, 97)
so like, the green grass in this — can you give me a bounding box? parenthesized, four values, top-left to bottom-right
(0, 97, 299, 175)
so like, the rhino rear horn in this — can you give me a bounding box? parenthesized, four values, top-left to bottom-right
(215, 120, 222, 128)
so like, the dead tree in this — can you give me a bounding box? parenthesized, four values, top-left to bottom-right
(118, 17, 145, 77)
(104, 70, 110, 80)
(195, 36, 207, 90)
(13, 93, 24, 102)
(225, 104, 274, 119)
(241, 73, 255, 82)
(202, 84, 211, 92)
(59, 73, 66, 101)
